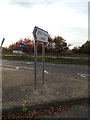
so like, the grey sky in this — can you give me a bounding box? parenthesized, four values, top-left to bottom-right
(88, 1, 90, 40)
(0, 0, 88, 48)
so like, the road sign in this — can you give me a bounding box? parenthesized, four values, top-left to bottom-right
(33, 26, 48, 43)
(19, 43, 24, 49)
(33, 26, 48, 89)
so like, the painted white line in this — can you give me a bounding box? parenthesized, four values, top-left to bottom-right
(16, 67, 20, 69)
(44, 70, 48, 73)
(23, 67, 34, 70)
(77, 73, 89, 78)
(26, 62, 33, 65)
(3, 65, 34, 70)
(3, 64, 14, 68)
(80, 75, 87, 78)
(52, 64, 55, 66)
(82, 74, 90, 77)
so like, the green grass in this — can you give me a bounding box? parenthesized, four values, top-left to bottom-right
(2, 54, 90, 66)
(45, 56, 89, 65)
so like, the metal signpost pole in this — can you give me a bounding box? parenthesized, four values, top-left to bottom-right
(0, 38, 5, 119)
(42, 42, 45, 84)
(33, 26, 48, 88)
(21, 48, 22, 52)
(34, 40, 37, 89)
(0, 46, 1, 55)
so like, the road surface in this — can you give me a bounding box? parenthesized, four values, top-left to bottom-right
(2, 59, 89, 77)
(1, 59, 89, 115)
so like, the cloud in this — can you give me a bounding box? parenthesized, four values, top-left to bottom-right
(88, 1, 90, 40)
(0, 0, 88, 47)
(12, 2, 33, 7)
(8, 0, 89, 8)
(8, 0, 56, 8)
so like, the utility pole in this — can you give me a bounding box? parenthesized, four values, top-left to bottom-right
(0, 38, 5, 54)
(1, 38, 5, 47)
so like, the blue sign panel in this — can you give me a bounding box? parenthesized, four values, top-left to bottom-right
(19, 43, 24, 49)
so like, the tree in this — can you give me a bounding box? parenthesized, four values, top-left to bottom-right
(23, 37, 34, 53)
(13, 37, 34, 53)
(53, 36, 68, 54)
(80, 41, 90, 54)
(8, 44, 16, 52)
(72, 47, 79, 53)
(37, 42, 42, 53)
(4, 35, 69, 55)
(72, 41, 90, 54)
(46, 35, 54, 54)
(2, 47, 9, 53)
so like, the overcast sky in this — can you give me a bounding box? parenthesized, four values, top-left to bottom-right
(0, 0, 89, 48)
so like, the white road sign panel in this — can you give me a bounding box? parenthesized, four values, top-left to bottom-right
(33, 26, 48, 43)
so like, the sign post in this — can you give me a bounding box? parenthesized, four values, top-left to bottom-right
(33, 26, 48, 88)
(34, 41, 37, 89)
(42, 42, 45, 84)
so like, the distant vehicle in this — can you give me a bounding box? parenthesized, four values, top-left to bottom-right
(13, 50, 25, 55)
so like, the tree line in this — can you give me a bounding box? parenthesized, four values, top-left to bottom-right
(72, 41, 90, 54)
(2, 35, 90, 55)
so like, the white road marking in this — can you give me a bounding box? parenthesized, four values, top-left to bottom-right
(16, 67, 20, 69)
(23, 67, 34, 70)
(52, 64, 55, 65)
(26, 62, 33, 65)
(2, 65, 34, 70)
(77, 73, 89, 78)
(82, 74, 90, 77)
(3, 65, 15, 68)
(44, 70, 48, 73)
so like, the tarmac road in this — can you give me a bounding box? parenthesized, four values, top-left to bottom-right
(1, 59, 89, 115)
(2, 59, 89, 76)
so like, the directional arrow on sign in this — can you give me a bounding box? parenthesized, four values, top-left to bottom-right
(19, 43, 24, 49)
(33, 26, 48, 43)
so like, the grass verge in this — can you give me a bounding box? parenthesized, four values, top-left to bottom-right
(2, 54, 90, 66)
